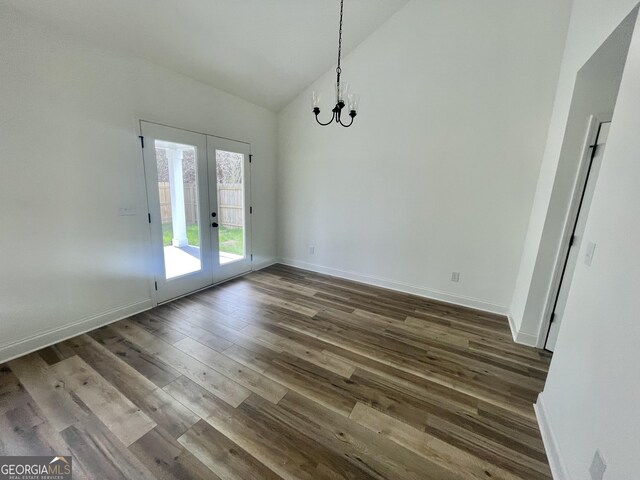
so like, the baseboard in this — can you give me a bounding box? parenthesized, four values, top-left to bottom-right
(0, 299, 153, 364)
(507, 314, 540, 347)
(507, 314, 519, 341)
(517, 330, 540, 347)
(0, 260, 277, 362)
(278, 258, 509, 316)
(252, 258, 279, 272)
(535, 393, 572, 480)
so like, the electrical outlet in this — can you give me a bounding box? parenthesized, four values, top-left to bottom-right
(590, 450, 606, 480)
(451, 272, 460, 283)
(309, 246, 315, 255)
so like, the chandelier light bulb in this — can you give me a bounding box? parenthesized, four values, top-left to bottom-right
(336, 82, 349, 104)
(312, 91, 321, 109)
(347, 93, 360, 112)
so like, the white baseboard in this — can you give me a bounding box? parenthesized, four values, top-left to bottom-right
(0, 260, 278, 363)
(508, 314, 519, 341)
(507, 314, 540, 347)
(535, 393, 572, 480)
(517, 330, 540, 347)
(252, 258, 279, 272)
(0, 299, 153, 364)
(278, 258, 508, 316)
(0, 257, 513, 363)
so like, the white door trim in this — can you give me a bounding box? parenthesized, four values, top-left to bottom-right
(138, 119, 250, 146)
(538, 113, 612, 349)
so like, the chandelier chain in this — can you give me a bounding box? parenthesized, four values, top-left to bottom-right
(336, 0, 344, 77)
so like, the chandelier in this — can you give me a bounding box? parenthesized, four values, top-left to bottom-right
(312, 0, 359, 127)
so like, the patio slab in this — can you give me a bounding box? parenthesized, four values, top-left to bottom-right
(163, 246, 244, 279)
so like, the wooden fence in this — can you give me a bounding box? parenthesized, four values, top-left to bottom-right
(218, 185, 244, 227)
(159, 183, 243, 227)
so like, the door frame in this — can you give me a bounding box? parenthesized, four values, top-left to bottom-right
(540, 113, 612, 350)
(138, 120, 253, 306)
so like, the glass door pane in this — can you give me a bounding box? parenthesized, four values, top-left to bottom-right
(215, 149, 246, 265)
(155, 140, 203, 279)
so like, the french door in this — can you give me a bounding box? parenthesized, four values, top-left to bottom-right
(141, 121, 252, 303)
(207, 136, 252, 284)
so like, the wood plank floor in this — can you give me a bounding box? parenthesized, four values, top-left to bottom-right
(0, 264, 553, 479)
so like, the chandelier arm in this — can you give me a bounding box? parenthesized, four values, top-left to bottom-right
(315, 110, 337, 126)
(338, 115, 355, 128)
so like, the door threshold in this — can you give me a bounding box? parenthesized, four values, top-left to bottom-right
(157, 269, 253, 305)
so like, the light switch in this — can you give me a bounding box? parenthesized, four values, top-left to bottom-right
(584, 241, 596, 266)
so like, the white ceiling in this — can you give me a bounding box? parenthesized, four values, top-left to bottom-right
(5, 0, 408, 111)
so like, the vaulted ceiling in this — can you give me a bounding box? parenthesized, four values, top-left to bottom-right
(5, 0, 408, 111)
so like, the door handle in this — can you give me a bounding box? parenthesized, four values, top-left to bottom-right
(212, 212, 217, 218)
(212, 222, 219, 228)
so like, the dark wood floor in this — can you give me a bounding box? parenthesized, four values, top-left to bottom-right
(0, 264, 552, 479)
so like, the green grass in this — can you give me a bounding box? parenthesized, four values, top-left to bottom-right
(162, 223, 200, 247)
(162, 223, 244, 256)
(218, 225, 245, 256)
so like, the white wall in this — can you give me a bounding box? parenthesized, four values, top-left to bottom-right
(0, 7, 277, 362)
(511, 0, 640, 343)
(536, 10, 640, 478)
(277, 0, 571, 313)
(515, 13, 635, 348)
